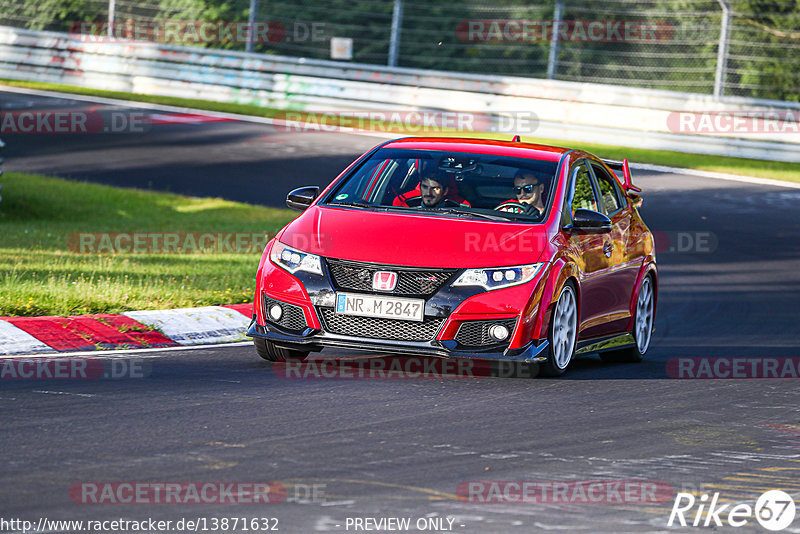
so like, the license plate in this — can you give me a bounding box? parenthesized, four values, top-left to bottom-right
(335, 293, 425, 322)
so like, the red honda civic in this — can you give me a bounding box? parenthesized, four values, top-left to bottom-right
(247, 137, 657, 376)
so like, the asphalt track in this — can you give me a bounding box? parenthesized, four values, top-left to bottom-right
(0, 90, 379, 206)
(2, 90, 800, 533)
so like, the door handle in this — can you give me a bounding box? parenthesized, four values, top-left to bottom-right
(603, 242, 614, 257)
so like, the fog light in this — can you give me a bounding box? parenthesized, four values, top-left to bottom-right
(488, 324, 510, 341)
(269, 304, 283, 322)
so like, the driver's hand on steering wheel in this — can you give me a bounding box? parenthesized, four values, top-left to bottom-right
(522, 203, 540, 217)
(494, 201, 541, 216)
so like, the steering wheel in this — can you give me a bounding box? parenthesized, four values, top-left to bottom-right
(495, 201, 538, 215)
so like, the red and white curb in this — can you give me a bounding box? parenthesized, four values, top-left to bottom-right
(145, 112, 235, 125)
(124, 305, 251, 345)
(0, 304, 253, 356)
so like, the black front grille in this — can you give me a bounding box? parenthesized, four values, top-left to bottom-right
(325, 259, 456, 297)
(318, 308, 444, 342)
(262, 295, 308, 332)
(455, 319, 517, 347)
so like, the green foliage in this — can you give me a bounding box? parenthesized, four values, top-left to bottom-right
(729, 0, 800, 100)
(10, 0, 105, 31)
(397, 1, 552, 75)
(572, 167, 596, 211)
(2, 0, 798, 99)
(149, 0, 247, 48)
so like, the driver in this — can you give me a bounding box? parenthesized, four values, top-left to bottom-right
(420, 171, 469, 209)
(420, 172, 449, 208)
(497, 170, 546, 216)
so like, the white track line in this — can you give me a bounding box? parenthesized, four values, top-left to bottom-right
(0, 83, 390, 139)
(630, 162, 800, 190)
(3, 83, 798, 189)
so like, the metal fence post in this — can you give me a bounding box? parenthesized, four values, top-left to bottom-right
(714, 0, 732, 98)
(388, 0, 403, 67)
(547, 0, 563, 80)
(0, 137, 4, 205)
(246, 0, 258, 53)
(108, 0, 116, 37)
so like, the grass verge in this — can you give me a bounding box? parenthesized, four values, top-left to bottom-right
(2, 78, 799, 184)
(0, 172, 296, 317)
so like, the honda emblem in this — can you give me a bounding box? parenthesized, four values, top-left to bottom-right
(372, 271, 398, 291)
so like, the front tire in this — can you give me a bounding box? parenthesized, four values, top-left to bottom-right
(253, 337, 308, 362)
(600, 275, 654, 363)
(540, 282, 578, 377)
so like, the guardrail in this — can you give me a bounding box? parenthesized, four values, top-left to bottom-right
(1, 25, 799, 162)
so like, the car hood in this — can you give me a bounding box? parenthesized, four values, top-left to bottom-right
(278, 206, 550, 268)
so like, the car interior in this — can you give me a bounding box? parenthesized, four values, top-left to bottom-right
(345, 153, 557, 213)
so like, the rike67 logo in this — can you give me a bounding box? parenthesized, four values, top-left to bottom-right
(668, 490, 796, 531)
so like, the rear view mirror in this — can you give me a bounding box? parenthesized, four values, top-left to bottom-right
(629, 192, 643, 209)
(286, 186, 320, 211)
(568, 209, 612, 233)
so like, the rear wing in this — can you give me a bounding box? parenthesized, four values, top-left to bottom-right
(601, 158, 641, 193)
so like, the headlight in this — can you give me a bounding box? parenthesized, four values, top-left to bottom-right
(269, 241, 323, 276)
(452, 263, 543, 291)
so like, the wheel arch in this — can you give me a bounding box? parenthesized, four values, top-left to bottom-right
(627, 257, 658, 332)
(534, 258, 581, 340)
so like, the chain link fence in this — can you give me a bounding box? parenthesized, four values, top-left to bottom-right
(0, 0, 797, 101)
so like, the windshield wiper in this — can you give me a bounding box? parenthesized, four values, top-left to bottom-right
(430, 207, 510, 221)
(330, 201, 374, 209)
(330, 203, 517, 221)
(329, 201, 409, 213)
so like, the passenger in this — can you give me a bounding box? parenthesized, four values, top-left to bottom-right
(497, 170, 546, 216)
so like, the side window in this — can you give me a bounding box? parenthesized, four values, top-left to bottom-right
(591, 164, 623, 215)
(571, 163, 598, 213)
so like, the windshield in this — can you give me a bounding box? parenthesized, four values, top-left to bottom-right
(322, 148, 559, 222)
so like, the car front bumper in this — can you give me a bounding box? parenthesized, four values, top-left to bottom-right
(246, 318, 550, 363)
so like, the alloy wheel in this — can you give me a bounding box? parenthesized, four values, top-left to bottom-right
(552, 285, 578, 369)
(635, 277, 654, 353)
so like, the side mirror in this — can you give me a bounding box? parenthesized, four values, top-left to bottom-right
(629, 192, 643, 209)
(568, 209, 612, 233)
(286, 186, 319, 211)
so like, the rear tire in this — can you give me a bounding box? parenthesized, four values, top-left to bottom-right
(540, 282, 578, 377)
(600, 275, 654, 363)
(253, 337, 308, 362)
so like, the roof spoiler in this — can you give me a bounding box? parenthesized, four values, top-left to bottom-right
(601, 158, 641, 192)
